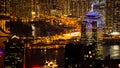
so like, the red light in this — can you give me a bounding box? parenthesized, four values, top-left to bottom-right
(23, 63, 26, 68)
(0, 53, 4, 57)
(0, 50, 4, 57)
(32, 65, 39, 68)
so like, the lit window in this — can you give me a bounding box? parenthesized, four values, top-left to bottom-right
(112, 45, 119, 50)
(93, 53, 95, 55)
(102, 64, 104, 67)
(86, 55, 89, 57)
(90, 55, 92, 58)
(84, 55, 86, 57)
(89, 64, 92, 67)
(89, 51, 92, 54)
(118, 64, 120, 68)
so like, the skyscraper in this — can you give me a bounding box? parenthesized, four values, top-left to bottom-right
(70, 0, 91, 18)
(106, 0, 120, 31)
(9, 0, 31, 18)
(0, 0, 10, 16)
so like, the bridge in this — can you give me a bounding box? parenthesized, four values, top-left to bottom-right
(0, 18, 81, 49)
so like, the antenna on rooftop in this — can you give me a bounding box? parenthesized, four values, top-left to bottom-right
(91, 0, 95, 12)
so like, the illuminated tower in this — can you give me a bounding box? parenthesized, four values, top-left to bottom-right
(82, 3, 103, 43)
(82, 3, 103, 66)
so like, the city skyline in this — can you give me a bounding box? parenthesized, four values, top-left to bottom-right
(0, 0, 120, 68)
(0, 0, 119, 30)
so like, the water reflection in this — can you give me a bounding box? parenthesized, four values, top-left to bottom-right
(1, 38, 120, 68)
(103, 45, 120, 59)
(110, 45, 120, 59)
(26, 48, 65, 68)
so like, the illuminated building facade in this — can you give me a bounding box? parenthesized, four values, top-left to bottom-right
(0, 0, 10, 16)
(65, 3, 103, 68)
(9, 0, 31, 19)
(82, 3, 103, 43)
(30, 0, 92, 18)
(82, 3, 103, 67)
(38, 0, 67, 16)
(106, 0, 120, 31)
(70, 0, 91, 18)
(0, 0, 10, 32)
(93, 0, 106, 33)
(4, 38, 24, 68)
(0, 0, 93, 20)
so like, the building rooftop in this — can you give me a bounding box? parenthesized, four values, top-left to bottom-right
(86, 11, 99, 17)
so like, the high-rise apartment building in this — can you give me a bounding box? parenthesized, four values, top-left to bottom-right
(38, 0, 67, 16)
(106, 0, 120, 31)
(70, 0, 91, 18)
(0, 0, 94, 19)
(9, 0, 31, 18)
(0, 0, 10, 16)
